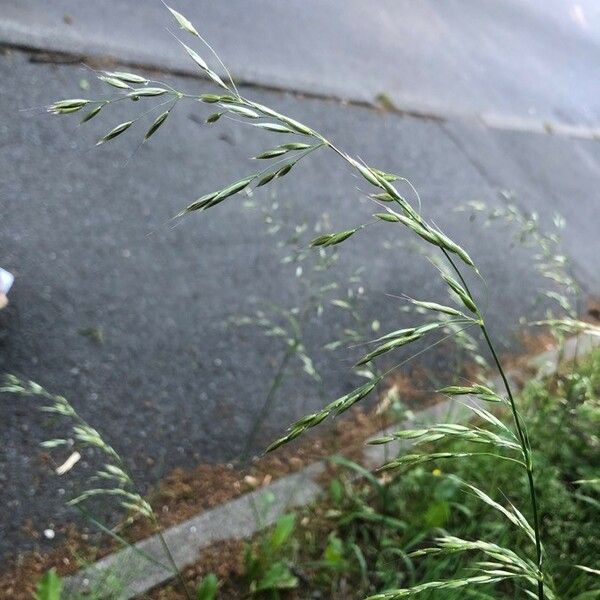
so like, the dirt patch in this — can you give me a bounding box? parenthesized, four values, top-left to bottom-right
(0, 524, 98, 600)
(0, 381, 400, 597)
(147, 540, 247, 600)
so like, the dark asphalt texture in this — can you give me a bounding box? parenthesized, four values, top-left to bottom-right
(0, 2, 599, 560)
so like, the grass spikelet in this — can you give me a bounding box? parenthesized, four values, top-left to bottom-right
(97, 121, 133, 145)
(145, 110, 170, 139)
(165, 4, 200, 37)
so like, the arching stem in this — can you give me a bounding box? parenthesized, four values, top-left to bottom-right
(441, 249, 544, 599)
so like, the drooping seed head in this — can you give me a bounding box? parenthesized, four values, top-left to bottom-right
(127, 87, 169, 98)
(98, 75, 132, 90)
(206, 112, 223, 124)
(220, 104, 259, 119)
(165, 4, 200, 37)
(80, 105, 103, 123)
(310, 228, 358, 248)
(48, 99, 90, 114)
(144, 111, 170, 140)
(254, 122, 296, 134)
(96, 121, 134, 145)
(181, 42, 209, 71)
(104, 71, 148, 84)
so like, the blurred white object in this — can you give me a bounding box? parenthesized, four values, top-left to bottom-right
(0, 267, 14, 295)
(56, 451, 81, 475)
(0, 267, 14, 309)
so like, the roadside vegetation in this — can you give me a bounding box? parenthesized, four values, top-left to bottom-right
(24, 348, 600, 599)
(152, 348, 600, 599)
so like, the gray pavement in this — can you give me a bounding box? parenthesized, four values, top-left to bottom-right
(442, 120, 600, 290)
(0, 2, 599, 560)
(1, 0, 600, 126)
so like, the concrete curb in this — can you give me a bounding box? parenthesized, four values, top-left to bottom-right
(2, 39, 600, 142)
(477, 112, 600, 141)
(64, 334, 600, 598)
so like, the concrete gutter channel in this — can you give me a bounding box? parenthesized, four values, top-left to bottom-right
(64, 334, 600, 598)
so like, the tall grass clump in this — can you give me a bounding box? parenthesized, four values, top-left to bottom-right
(43, 6, 600, 599)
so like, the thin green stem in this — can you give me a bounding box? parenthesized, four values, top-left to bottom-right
(152, 516, 193, 600)
(441, 249, 544, 600)
(479, 324, 543, 599)
(239, 346, 295, 462)
(78, 509, 172, 574)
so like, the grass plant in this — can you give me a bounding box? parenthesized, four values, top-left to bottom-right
(17, 5, 600, 598)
